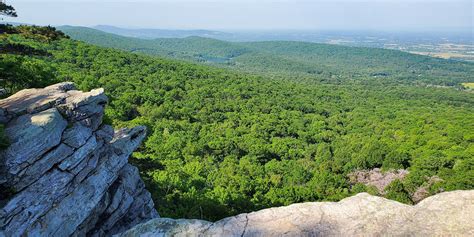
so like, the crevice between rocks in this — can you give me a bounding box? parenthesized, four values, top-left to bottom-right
(240, 214, 249, 237)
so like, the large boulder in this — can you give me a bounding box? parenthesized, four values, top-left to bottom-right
(119, 190, 474, 237)
(0, 83, 158, 237)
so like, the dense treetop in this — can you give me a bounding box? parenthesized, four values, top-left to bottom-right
(1, 26, 473, 221)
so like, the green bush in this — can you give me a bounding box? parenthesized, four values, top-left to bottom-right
(384, 180, 413, 204)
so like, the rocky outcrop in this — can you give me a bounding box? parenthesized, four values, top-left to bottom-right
(348, 168, 409, 194)
(349, 169, 444, 202)
(119, 190, 474, 237)
(0, 83, 158, 237)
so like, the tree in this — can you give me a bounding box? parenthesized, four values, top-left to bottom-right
(0, 1, 17, 18)
(385, 180, 413, 204)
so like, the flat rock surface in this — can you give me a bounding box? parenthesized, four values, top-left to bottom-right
(0, 82, 74, 116)
(119, 190, 474, 237)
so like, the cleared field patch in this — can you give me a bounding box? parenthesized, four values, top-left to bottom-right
(462, 82, 474, 89)
(410, 51, 474, 61)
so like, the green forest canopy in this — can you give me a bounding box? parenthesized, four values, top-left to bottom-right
(1, 26, 473, 221)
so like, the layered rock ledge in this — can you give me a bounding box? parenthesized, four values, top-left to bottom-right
(119, 190, 474, 236)
(0, 83, 157, 236)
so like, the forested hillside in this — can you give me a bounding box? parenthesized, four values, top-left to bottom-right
(1, 26, 473, 221)
(60, 26, 474, 86)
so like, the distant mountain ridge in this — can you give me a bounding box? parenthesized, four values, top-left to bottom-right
(58, 25, 474, 86)
(93, 25, 232, 39)
(11, 23, 474, 61)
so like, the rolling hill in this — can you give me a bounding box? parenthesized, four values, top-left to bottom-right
(93, 25, 232, 39)
(59, 26, 474, 86)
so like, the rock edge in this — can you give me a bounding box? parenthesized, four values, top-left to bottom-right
(119, 190, 474, 237)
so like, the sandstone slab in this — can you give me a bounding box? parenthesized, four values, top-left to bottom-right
(119, 190, 474, 237)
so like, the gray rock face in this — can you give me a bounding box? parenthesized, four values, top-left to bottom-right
(62, 123, 93, 148)
(1, 108, 67, 188)
(119, 190, 474, 237)
(0, 83, 157, 237)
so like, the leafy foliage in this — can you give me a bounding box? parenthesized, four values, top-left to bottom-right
(0, 25, 66, 91)
(3, 25, 69, 42)
(0, 2, 17, 18)
(384, 179, 413, 204)
(1, 26, 473, 221)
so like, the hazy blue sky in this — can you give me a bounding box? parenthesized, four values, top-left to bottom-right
(8, 0, 473, 31)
